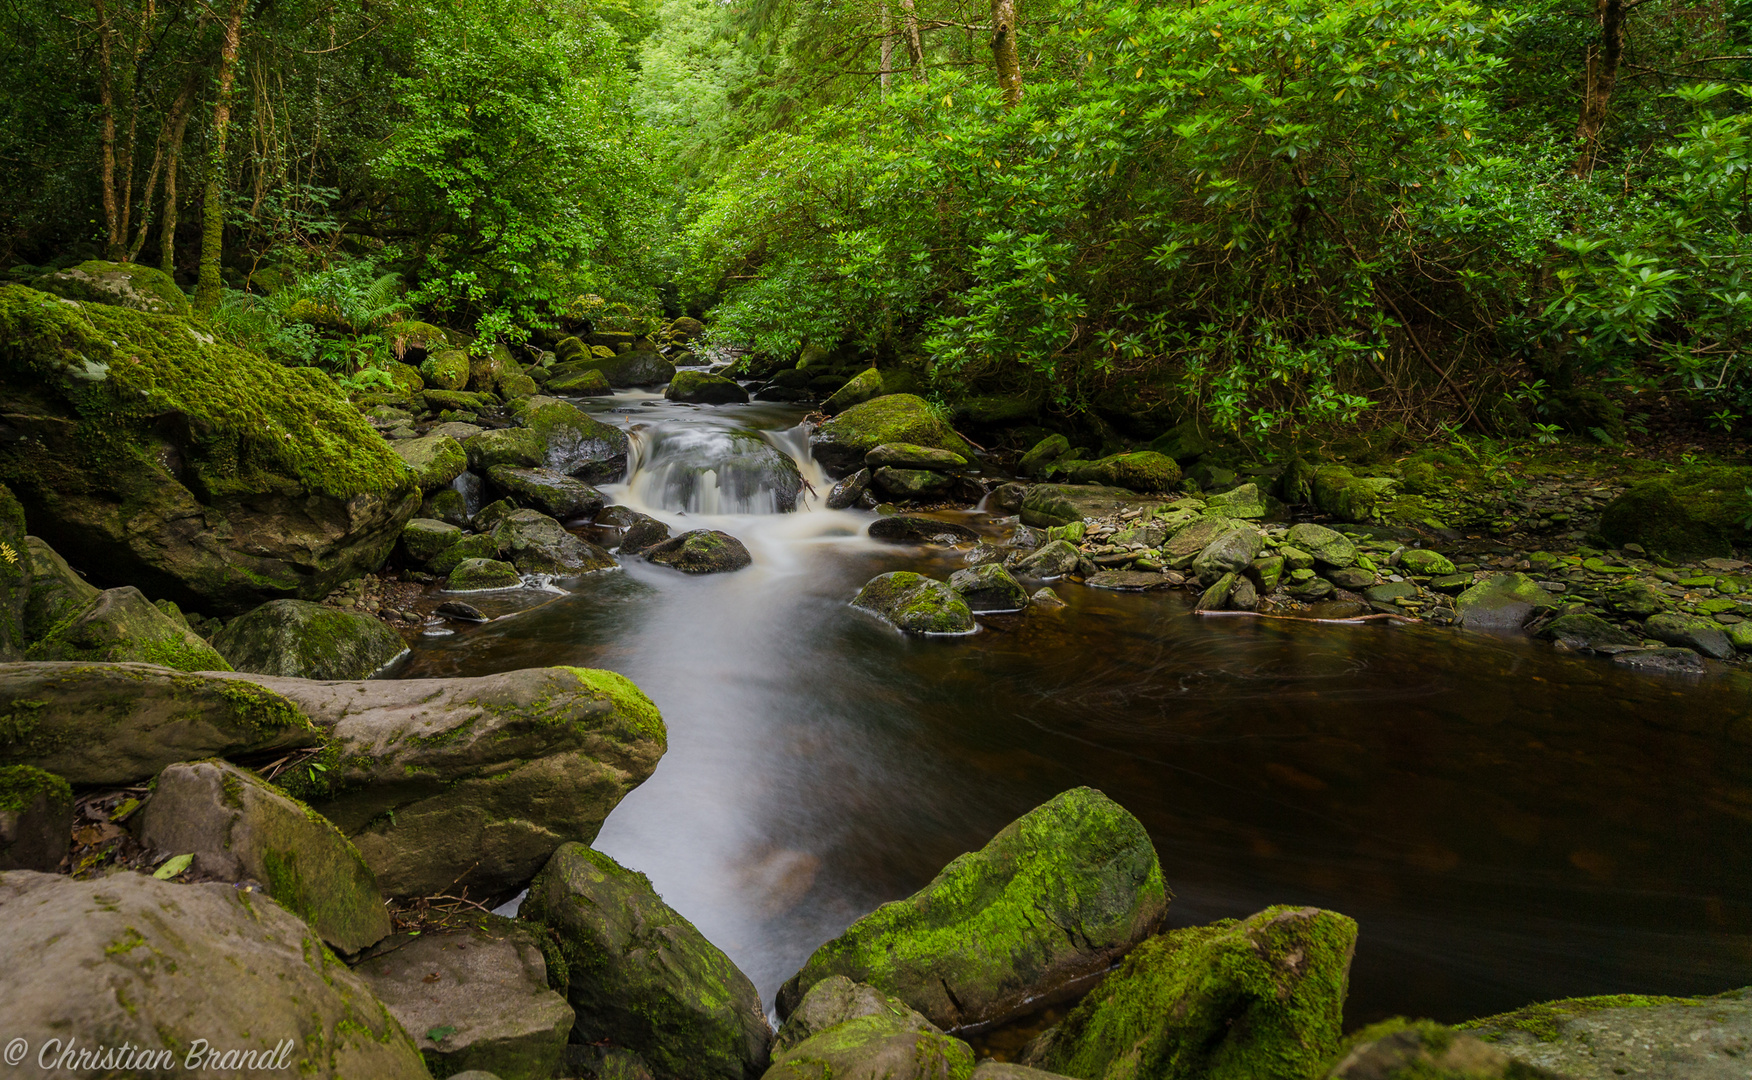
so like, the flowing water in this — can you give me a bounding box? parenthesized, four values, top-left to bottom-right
(400, 392, 1752, 1036)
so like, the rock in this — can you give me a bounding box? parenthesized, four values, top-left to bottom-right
(1541, 613, 1639, 652)
(137, 759, 389, 952)
(0, 661, 320, 785)
(632, 428, 803, 512)
(1327, 566, 1376, 590)
(1160, 518, 1230, 563)
(667, 316, 706, 343)
(211, 598, 407, 679)
(1642, 612, 1734, 659)
(22, 535, 97, 643)
(435, 600, 489, 623)
(486, 465, 608, 519)
(33, 259, 190, 315)
(424, 487, 475, 529)
(1146, 421, 1218, 464)
(822, 368, 884, 414)
(430, 532, 506, 575)
(1455, 573, 1554, 632)
(393, 433, 469, 493)
(850, 572, 977, 634)
(1203, 483, 1280, 520)
(0, 870, 428, 1077)
(239, 666, 666, 898)
(1727, 622, 1752, 652)
(1279, 544, 1316, 571)
(1086, 571, 1174, 591)
(1430, 572, 1474, 594)
(547, 368, 614, 395)
(498, 370, 540, 400)
(1603, 581, 1668, 618)
(1364, 581, 1419, 605)
(1329, 1019, 1564, 1080)
(1461, 987, 1752, 1080)
(1024, 906, 1356, 1080)
(867, 443, 969, 471)
(667, 371, 750, 404)
(618, 514, 673, 556)
(467, 427, 549, 472)
(402, 517, 464, 563)
(827, 469, 871, 509)
(1285, 523, 1358, 568)
(0, 286, 419, 614)
(426, 388, 495, 414)
(451, 558, 524, 591)
(1229, 575, 1259, 610)
(0, 765, 71, 871)
(765, 976, 973, 1080)
(1190, 523, 1263, 583)
(1598, 467, 1752, 559)
(948, 564, 1029, 612)
(1612, 647, 1706, 674)
(1020, 484, 1159, 528)
(645, 530, 753, 574)
(354, 921, 574, 1080)
(509, 401, 629, 484)
(1061, 451, 1181, 493)
(867, 515, 980, 544)
(1287, 575, 1337, 601)
(1018, 435, 1072, 478)
(385, 320, 449, 365)
(779, 787, 1166, 1030)
(521, 843, 773, 1080)
(492, 510, 619, 577)
(423, 348, 473, 390)
(873, 466, 958, 499)
(1031, 587, 1067, 608)
(1014, 539, 1083, 579)
(974, 1065, 1074, 1080)
(810, 394, 971, 475)
(586, 350, 676, 388)
(1197, 572, 1237, 611)
(1249, 555, 1286, 593)
(1398, 548, 1456, 576)
(25, 585, 230, 671)
(1312, 467, 1397, 522)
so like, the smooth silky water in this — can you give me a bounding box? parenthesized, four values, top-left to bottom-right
(400, 392, 1752, 1037)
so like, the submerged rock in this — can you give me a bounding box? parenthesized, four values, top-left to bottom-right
(0, 765, 72, 871)
(0, 871, 429, 1079)
(1455, 573, 1555, 632)
(645, 530, 753, 574)
(948, 564, 1029, 613)
(777, 787, 1168, 1031)
(811, 394, 971, 476)
(522, 843, 774, 1080)
(850, 572, 976, 635)
(1461, 987, 1752, 1080)
(1612, 647, 1705, 674)
(211, 598, 407, 680)
(25, 585, 230, 672)
(764, 976, 974, 1080)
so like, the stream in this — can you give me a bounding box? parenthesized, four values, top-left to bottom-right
(397, 392, 1752, 1036)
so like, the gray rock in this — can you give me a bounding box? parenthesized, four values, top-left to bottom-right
(522, 843, 773, 1080)
(666, 371, 750, 404)
(1085, 570, 1174, 592)
(1229, 575, 1259, 610)
(645, 530, 753, 574)
(1455, 573, 1554, 632)
(1020, 484, 1160, 528)
(1031, 587, 1067, 608)
(0, 870, 428, 1078)
(866, 443, 969, 470)
(449, 558, 524, 591)
(1541, 613, 1638, 652)
(24, 585, 231, 672)
(1643, 612, 1734, 660)
(1330, 1019, 1564, 1079)
(826, 469, 871, 510)
(764, 976, 973, 1080)
(1190, 522, 1263, 583)
(867, 514, 979, 544)
(872, 466, 957, 500)
(851, 572, 976, 634)
(1462, 987, 1752, 1080)
(137, 759, 389, 953)
(354, 922, 574, 1080)
(1014, 539, 1083, 579)
(0, 765, 71, 871)
(1612, 647, 1705, 674)
(1202, 483, 1280, 521)
(619, 514, 673, 556)
(492, 510, 618, 577)
(21, 536, 98, 643)
(211, 598, 407, 680)
(514, 397, 631, 483)
(486, 465, 608, 520)
(393, 433, 469, 493)
(948, 564, 1029, 612)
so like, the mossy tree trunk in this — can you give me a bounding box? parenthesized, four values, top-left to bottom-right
(159, 75, 196, 279)
(1575, 0, 1630, 178)
(128, 75, 196, 263)
(901, 0, 925, 81)
(195, 0, 247, 313)
(990, 0, 1021, 107)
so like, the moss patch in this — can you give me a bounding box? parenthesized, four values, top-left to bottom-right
(1457, 994, 1696, 1043)
(0, 763, 71, 813)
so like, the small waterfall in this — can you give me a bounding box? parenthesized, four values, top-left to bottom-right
(625, 426, 806, 515)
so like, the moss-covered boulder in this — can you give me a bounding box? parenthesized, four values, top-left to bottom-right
(469, 343, 514, 394)
(521, 843, 774, 1080)
(667, 370, 750, 404)
(392, 432, 468, 493)
(491, 509, 618, 577)
(777, 787, 1169, 1030)
(850, 572, 976, 634)
(422, 347, 472, 391)
(1020, 484, 1159, 528)
(1024, 906, 1356, 1080)
(1203, 483, 1281, 521)
(20, 536, 84, 646)
(1014, 539, 1083, 578)
(385, 320, 449, 365)
(25, 584, 229, 671)
(822, 368, 884, 414)
(1455, 573, 1554, 632)
(516, 396, 630, 483)
(486, 465, 607, 520)
(866, 515, 980, 544)
(1019, 435, 1072, 478)
(1062, 451, 1181, 493)
(1459, 987, 1752, 1080)
(32, 260, 189, 316)
(765, 976, 974, 1080)
(948, 564, 1029, 613)
(645, 529, 753, 574)
(0, 285, 419, 614)
(401, 517, 463, 563)
(868, 443, 970, 471)
(554, 350, 674, 389)
(1190, 523, 1264, 585)
(1598, 467, 1752, 559)
(0, 870, 429, 1078)
(873, 466, 958, 500)
(210, 599, 407, 679)
(1397, 548, 1456, 576)
(1312, 467, 1397, 523)
(548, 367, 614, 395)
(1603, 580, 1668, 618)
(465, 427, 546, 471)
(1284, 524, 1357, 569)
(1539, 613, 1639, 652)
(138, 758, 390, 953)
(811, 395, 971, 476)
(445, 557, 519, 591)
(0, 764, 72, 871)
(667, 316, 706, 343)
(1328, 1018, 1563, 1080)
(1643, 612, 1734, 660)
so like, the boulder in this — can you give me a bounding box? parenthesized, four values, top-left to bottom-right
(1062, 451, 1181, 493)
(430, 532, 507, 575)
(867, 443, 969, 471)
(393, 433, 469, 493)
(0, 765, 71, 871)
(25, 585, 230, 671)
(1018, 435, 1072, 478)
(811, 395, 970, 475)
(822, 368, 884, 414)
(667, 316, 706, 343)
(667, 371, 750, 404)
(1613, 647, 1705, 674)
(467, 428, 549, 472)
(426, 388, 495, 414)
(521, 843, 773, 1080)
(1598, 467, 1752, 560)
(850, 572, 977, 634)
(354, 921, 574, 1080)
(450, 558, 523, 591)
(588, 350, 676, 388)
(0, 870, 429, 1078)
(827, 469, 871, 510)
(547, 368, 614, 395)
(1284, 523, 1357, 568)
(1397, 548, 1456, 576)
(1455, 573, 1554, 632)
(0, 661, 320, 785)
(0, 286, 419, 615)
(618, 514, 673, 556)
(241, 666, 665, 898)
(1603, 580, 1668, 618)
(424, 487, 474, 529)
(1461, 987, 1752, 1080)
(1024, 906, 1357, 1080)
(1203, 483, 1280, 520)
(423, 348, 472, 390)
(1148, 422, 1218, 464)
(211, 598, 407, 679)
(517, 397, 631, 482)
(777, 787, 1168, 1030)
(22, 535, 96, 643)
(492, 510, 619, 577)
(1643, 612, 1735, 660)
(401, 517, 464, 563)
(1020, 485, 1159, 528)
(385, 320, 449, 365)
(1540, 613, 1639, 652)
(137, 759, 390, 953)
(1197, 572, 1238, 611)
(948, 564, 1029, 612)
(1014, 539, 1082, 579)
(873, 466, 958, 499)
(645, 530, 753, 574)
(32, 259, 190, 315)
(765, 976, 974, 1080)
(1327, 566, 1376, 590)
(1329, 1019, 1564, 1080)
(867, 515, 980, 544)
(486, 465, 608, 520)
(1087, 571, 1175, 591)
(1312, 467, 1397, 522)
(1190, 523, 1263, 584)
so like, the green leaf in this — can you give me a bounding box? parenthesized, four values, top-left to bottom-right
(153, 854, 194, 880)
(427, 1026, 458, 1043)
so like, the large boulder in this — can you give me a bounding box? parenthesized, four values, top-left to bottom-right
(237, 666, 666, 898)
(0, 764, 72, 871)
(0, 661, 320, 785)
(1312, 467, 1396, 523)
(765, 976, 975, 1080)
(1189, 523, 1263, 584)
(594, 350, 677, 387)
(810, 395, 971, 476)
(211, 598, 407, 679)
(137, 759, 390, 953)
(777, 787, 1169, 1030)
(492, 509, 619, 577)
(0, 870, 429, 1078)
(24, 585, 231, 671)
(1014, 539, 1082, 578)
(872, 466, 958, 500)
(393, 432, 469, 493)
(948, 564, 1029, 612)
(1459, 987, 1752, 1080)
(521, 843, 774, 1080)
(516, 397, 630, 483)
(645, 530, 753, 574)
(450, 557, 523, 591)
(821, 368, 884, 414)
(667, 371, 750, 404)
(1020, 484, 1160, 528)
(1284, 523, 1357, 568)
(1329, 1019, 1564, 1080)
(21, 535, 96, 643)
(486, 465, 608, 520)
(354, 921, 575, 1080)
(1643, 611, 1735, 660)
(0, 285, 419, 614)
(1598, 467, 1752, 560)
(1024, 906, 1357, 1080)
(1455, 573, 1555, 632)
(1062, 451, 1181, 493)
(850, 572, 976, 635)
(1019, 435, 1072, 478)
(32, 259, 190, 316)
(466, 427, 548, 471)
(423, 348, 472, 390)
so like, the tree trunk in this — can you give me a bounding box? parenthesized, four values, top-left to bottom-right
(129, 76, 196, 262)
(990, 0, 1021, 106)
(195, 0, 246, 312)
(901, 0, 925, 81)
(1575, 0, 1626, 177)
(96, 0, 123, 260)
(880, 3, 893, 97)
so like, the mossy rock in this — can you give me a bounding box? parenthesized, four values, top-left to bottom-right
(811, 395, 971, 476)
(1020, 484, 1161, 529)
(429, 532, 505, 575)
(1190, 523, 1264, 585)
(1643, 611, 1734, 660)
(867, 443, 968, 471)
(520, 843, 773, 1080)
(1024, 906, 1357, 1080)
(392, 432, 468, 494)
(1285, 524, 1357, 569)
(422, 348, 472, 391)
(210, 598, 407, 680)
(498, 370, 540, 400)
(516, 397, 630, 482)
(1147, 421, 1217, 464)
(18, 536, 83, 647)
(872, 466, 958, 500)
(138, 758, 390, 953)
(644, 530, 753, 574)
(666, 370, 750, 404)
(466, 427, 548, 472)
(1204, 483, 1281, 521)
(32, 260, 190, 316)
(1313, 467, 1397, 523)
(778, 787, 1168, 1030)
(947, 564, 1029, 613)
(424, 388, 495, 413)
(1455, 573, 1554, 632)
(766, 976, 975, 1080)
(385, 320, 448, 365)
(1398, 548, 1456, 576)
(449, 558, 522, 591)
(0, 763, 73, 871)
(486, 465, 607, 520)
(1597, 467, 1752, 560)
(821, 368, 884, 414)
(422, 488, 473, 529)
(491, 509, 618, 577)
(1458, 988, 1752, 1079)
(547, 368, 613, 395)
(1019, 435, 1072, 478)
(1539, 613, 1639, 652)
(0, 286, 419, 615)
(1014, 539, 1083, 578)
(469, 343, 515, 394)
(850, 572, 976, 634)
(1061, 451, 1181, 493)
(570, 350, 675, 389)
(1327, 1018, 1563, 1079)
(400, 518, 463, 563)
(666, 316, 706, 343)
(25, 586, 231, 672)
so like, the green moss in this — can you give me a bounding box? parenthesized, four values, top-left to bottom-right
(0, 763, 71, 813)
(1062, 451, 1182, 493)
(1457, 993, 1695, 1043)
(1597, 467, 1752, 559)
(561, 667, 667, 746)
